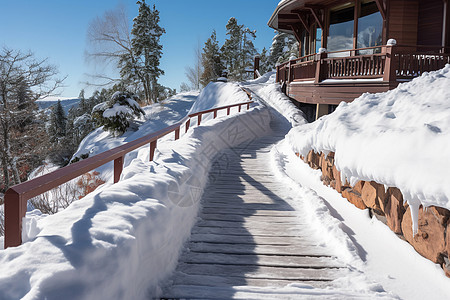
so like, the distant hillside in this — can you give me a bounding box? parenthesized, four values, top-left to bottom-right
(36, 96, 80, 114)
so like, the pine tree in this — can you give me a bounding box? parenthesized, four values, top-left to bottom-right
(258, 47, 271, 74)
(49, 100, 67, 142)
(129, 1, 166, 104)
(78, 89, 88, 114)
(269, 31, 298, 68)
(221, 18, 257, 81)
(200, 30, 223, 86)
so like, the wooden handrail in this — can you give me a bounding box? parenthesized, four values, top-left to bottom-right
(3, 100, 254, 248)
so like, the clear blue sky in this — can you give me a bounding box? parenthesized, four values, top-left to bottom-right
(0, 0, 278, 98)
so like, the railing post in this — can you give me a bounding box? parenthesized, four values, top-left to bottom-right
(114, 156, 123, 183)
(238, 104, 241, 112)
(185, 119, 190, 133)
(247, 103, 250, 110)
(253, 55, 260, 79)
(276, 65, 280, 82)
(315, 50, 327, 83)
(213, 110, 217, 119)
(383, 45, 397, 82)
(174, 127, 180, 140)
(197, 114, 202, 126)
(4, 189, 25, 248)
(227, 107, 231, 115)
(149, 140, 157, 161)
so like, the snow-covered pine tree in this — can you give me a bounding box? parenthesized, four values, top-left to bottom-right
(200, 30, 224, 86)
(221, 18, 257, 81)
(92, 91, 145, 136)
(269, 31, 298, 68)
(241, 27, 257, 80)
(78, 89, 88, 114)
(129, 1, 165, 104)
(258, 47, 271, 74)
(221, 18, 244, 81)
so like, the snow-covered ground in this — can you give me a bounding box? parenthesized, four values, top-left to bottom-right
(1, 67, 450, 299)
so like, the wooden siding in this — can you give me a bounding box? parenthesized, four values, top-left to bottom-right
(388, 0, 419, 45)
(417, 0, 444, 46)
(287, 81, 396, 105)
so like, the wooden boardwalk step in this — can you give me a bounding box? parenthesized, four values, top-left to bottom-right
(177, 263, 343, 281)
(180, 252, 344, 268)
(187, 242, 333, 257)
(188, 233, 313, 246)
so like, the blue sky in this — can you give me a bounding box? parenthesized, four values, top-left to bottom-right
(0, 0, 278, 98)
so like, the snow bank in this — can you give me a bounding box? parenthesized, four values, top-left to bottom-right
(188, 81, 250, 114)
(0, 101, 270, 299)
(286, 65, 450, 232)
(242, 72, 307, 127)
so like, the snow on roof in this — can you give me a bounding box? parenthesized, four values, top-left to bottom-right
(286, 64, 450, 233)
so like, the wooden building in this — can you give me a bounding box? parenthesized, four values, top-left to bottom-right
(268, 0, 450, 120)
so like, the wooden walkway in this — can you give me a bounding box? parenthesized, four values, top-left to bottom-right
(161, 125, 349, 299)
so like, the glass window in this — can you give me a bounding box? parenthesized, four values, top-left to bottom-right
(315, 27, 322, 53)
(327, 5, 354, 56)
(300, 30, 306, 57)
(357, 1, 383, 54)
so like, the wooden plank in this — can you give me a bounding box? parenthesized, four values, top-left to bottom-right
(170, 273, 333, 289)
(177, 263, 343, 281)
(180, 252, 344, 268)
(191, 226, 308, 237)
(201, 207, 297, 216)
(188, 242, 332, 257)
(196, 220, 308, 229)
(199, 213, 301, 224)
(188, 234, 315, 246)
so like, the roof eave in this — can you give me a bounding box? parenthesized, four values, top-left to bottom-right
(267, 0, 298, 31)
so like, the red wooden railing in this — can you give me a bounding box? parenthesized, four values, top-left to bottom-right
(276, 44, 450, 84)
(3, 100, 253, 248)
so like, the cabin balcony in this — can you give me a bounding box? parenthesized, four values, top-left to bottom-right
(276, 44, 450, 119)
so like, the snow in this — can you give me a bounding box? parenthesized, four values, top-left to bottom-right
(0, 84, 270, 299)
(241, 71, 307, 127)
(286, 64, 450, 233)
(188, 81, 249, 114)
(270, 139, 450, 300)
(2, 65, 450, 299)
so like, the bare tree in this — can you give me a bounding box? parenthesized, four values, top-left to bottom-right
(85, 3, 166, 104)
(85, 5, 131, 87)
(185, 42, 203, 90)
(0, 47, 64, 190)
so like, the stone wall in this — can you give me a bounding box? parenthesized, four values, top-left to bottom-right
(300, 150, 450, 277)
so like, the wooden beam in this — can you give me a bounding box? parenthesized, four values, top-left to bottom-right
(295, 12, 310, 33)
(305, 6, 324, 29)
(289, 24, 303, 41)
(374, 0, 386, 20)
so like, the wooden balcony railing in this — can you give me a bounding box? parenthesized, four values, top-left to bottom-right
(3, 99, 253, 249)
(276, 44, 450, 84)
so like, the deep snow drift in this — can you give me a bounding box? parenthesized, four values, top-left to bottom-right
(286, 64, 450, 232)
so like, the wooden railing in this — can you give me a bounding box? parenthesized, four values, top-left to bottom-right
(3, 100, 253, 249)
(276, 44, 450, 84)
(394, 46, 450, 80)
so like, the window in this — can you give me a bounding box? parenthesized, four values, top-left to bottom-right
(327, 4, 354, 56)
(315, 27, 322, 53)
(357, 1, 383, 54)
